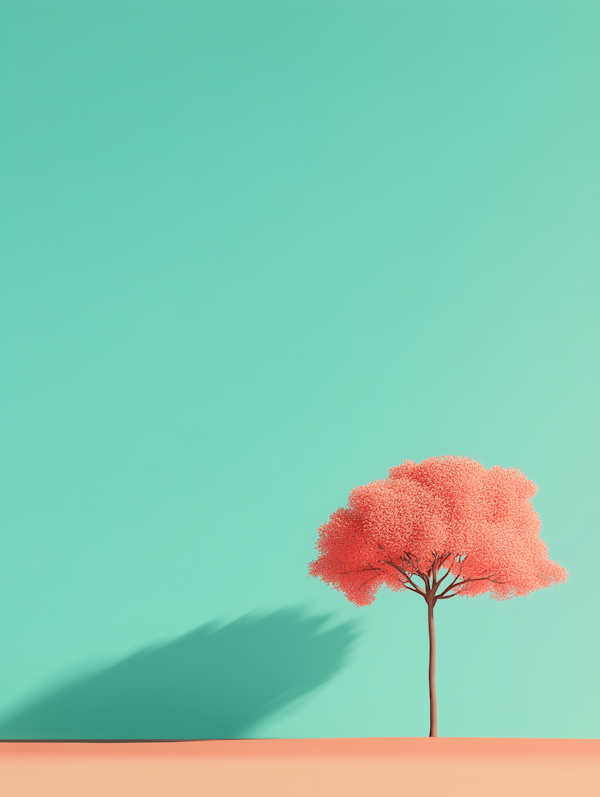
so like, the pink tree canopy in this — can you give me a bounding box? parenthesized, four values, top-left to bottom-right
(309, 456, 568, 606)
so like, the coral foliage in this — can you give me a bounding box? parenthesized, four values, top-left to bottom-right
(309, 456, 568, 605)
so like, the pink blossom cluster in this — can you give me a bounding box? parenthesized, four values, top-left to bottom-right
(309, 456, 568, 605)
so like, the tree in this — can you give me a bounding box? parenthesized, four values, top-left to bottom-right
(308, 456, 568, 737)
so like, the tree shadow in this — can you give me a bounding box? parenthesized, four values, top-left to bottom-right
(0, 607, 359, 740)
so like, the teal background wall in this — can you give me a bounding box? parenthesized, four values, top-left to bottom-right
(1, 0, 598, 739)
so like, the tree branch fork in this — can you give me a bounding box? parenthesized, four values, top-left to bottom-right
(355, 550, 504, 605)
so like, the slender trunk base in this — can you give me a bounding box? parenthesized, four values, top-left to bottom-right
(428, 598, 438, 737)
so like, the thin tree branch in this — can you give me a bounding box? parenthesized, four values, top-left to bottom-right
(435, 554, 470, 597)
(433, 565, 455, 589)
(402, 583, 425, 596)
(431, 553, 439, 589)
(435, 574, 463, 599)
(403, 552, 429, 587)
(357, 571, 382, 591)
(436, 572, 504, 599)
(351, 566, 384, 575)
(432, 552, 457, 590)
(384, 559, 426, 596)
(354, 558, 429, 598)
(455, 574, 503, 587)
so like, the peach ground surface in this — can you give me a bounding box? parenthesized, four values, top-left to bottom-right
(1, 738, 598, 796)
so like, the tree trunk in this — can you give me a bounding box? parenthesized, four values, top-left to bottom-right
(428, 598, 438, 737)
